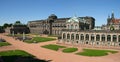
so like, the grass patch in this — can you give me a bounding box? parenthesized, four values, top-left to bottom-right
(42, 44, 66, 51)
(0, 42, 11, 47)
(0, 50, 48, 62)
(76, 49, 118, 56)
(24, 37, 56, 43)
(6, 34, 29, 37)
(0, 50, 33, 57)
(48, 35, 59, 37)
(62, 48, 78, 53)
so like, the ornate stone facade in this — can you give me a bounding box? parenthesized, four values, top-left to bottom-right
(59, 12, 120, 48)
(28, 14, 95, 35)
(59, 30, 120, 47)
(102, 12, 120, 30)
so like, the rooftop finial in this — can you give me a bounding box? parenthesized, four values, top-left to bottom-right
(73, 13, 77, 17)
(111, 10, 114, 18)
(112, 10, 114, 14)
(108, 14, 110, 18)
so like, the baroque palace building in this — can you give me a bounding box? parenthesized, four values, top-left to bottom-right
(59, 12, 120, 47)
(28, 14, 95, 35)
(28, 12, 120, 47)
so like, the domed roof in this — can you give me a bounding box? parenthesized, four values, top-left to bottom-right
(50, 14, 57, 17)
(48, 14, 57, 19)
(67, 16, 85, 23)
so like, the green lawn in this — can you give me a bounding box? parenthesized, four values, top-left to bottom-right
(41, 44, 66, 51)
(24, 37, 56, 43)
(76, 49, 118, 56)
(48, 35, 59, 37)
(0, 42, 11, 47)
(7, 34, 22, 37)
(0, 50, 47, 62)
(0, 50, 33, 57)
(62, 48, 78, 53)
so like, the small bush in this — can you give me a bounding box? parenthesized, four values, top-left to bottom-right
(62, 48, 78, 53)
(42, 44, 66, 51)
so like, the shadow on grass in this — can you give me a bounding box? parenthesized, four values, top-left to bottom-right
(0, 55, 52, 62)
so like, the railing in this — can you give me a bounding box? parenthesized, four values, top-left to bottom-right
(62, 29, 120, 33)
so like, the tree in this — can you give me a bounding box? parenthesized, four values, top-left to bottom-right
(14, 21, 22, 25)
(2, 23, 13, 28)
(0, 26, 4, 33)
(3, 23, 9, 28)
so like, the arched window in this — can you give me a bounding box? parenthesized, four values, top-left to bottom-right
(107, 35, 111, 41)
(76, 34, 79, 40)
(63, 33, 66, 39)
(75, 25, 78, 29)
(68, 25, 70, 29)
(71, 25, 74, 29)
(91, 34, 94, 41)
(80, 34, 84, 40)
(67, 34, 70, 39)
(118, 35, 120, 42)
(96, 34, 100, 41)
(101, 34, 105, 41)
(85, 34, 89, 40)
(113, 35, 117, 42)
(71, 34, 74, 40)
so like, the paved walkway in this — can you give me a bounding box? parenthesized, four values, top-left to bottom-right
(0, 33, 120, 62)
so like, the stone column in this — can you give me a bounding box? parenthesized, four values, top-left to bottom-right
(84, 34, 85, 45)
(111, 34, 113, 42)
(94, 33, 96, 46)
(74, 33, 76, 45)
(100, 34, 101, 41)
(105, 34, 107, 42)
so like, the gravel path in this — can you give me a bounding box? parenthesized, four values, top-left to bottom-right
(0, 33, 120, 62)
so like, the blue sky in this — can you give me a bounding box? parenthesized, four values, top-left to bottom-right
(0, 0, 120, 26)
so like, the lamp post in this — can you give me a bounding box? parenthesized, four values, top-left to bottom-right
(23, 32, 25, 41)
(12, 31, 14, 38)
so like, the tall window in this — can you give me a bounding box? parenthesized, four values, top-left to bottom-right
(71, 34, 74, 40)
(118, 35, 120, 42)
(80, 34, 84, 40)
(96, 34, 100, 41)
(68, 25, 70, 29)
(76, 34, 79, 40)
(63, 33, 66, 39)
(113, 35, 117, 42)
(75, 25, 78, 29)
(101, 34, 105, 41)
(91, 34, 94, 41)
(67, 34, 70, 39)
(71, 25, 74, 29)
(85, 34, 89, 40)
(107, 35, 111, 41)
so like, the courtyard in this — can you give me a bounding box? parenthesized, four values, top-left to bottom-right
(0, 33, 120, 62)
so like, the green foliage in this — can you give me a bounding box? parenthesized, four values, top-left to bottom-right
(42, 44, 66, 51)
(0, 26, 4, 33)
(25, 37, 56, 43)
(76, 49, 118, 56)
(62, 48, 78, 53)
(0, 50, 33, 57)
(0, 50, 37, 62)
(2, 23, 12, 28)
(7, 34, 27, 37)
(48, 35, 59, 37)
(14, 21, 21, 25)
(0, 42, 11, 47)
